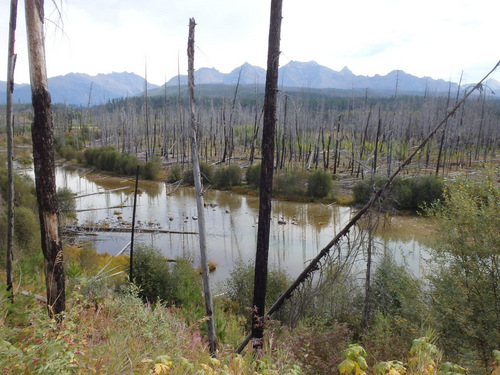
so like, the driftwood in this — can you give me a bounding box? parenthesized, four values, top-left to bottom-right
(63, 225, 197, 235)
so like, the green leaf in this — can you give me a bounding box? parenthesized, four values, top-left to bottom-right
(339, 359, 355, 374)
(357, 356, 368, 369)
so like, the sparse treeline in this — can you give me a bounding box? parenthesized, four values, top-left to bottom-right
(45, 85, 499, 180)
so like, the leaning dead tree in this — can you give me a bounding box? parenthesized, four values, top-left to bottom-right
(236, 60, 500, 353)
(5, 0, 18, 300)
(251, 0, 283, 350)
(187, 17, 217, 355)
(25, 0, 66, 318)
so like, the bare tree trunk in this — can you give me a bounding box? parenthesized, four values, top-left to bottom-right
(187, 18, 216, 355)
(333, 115, 341, 174)
(251, 0, 282, 350)
(25, 0, 65, 318)
(6, 0, 18, 301)
(236, 60, 500, 354)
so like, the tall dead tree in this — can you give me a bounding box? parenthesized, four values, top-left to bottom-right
(236, 60, 500, 354)
(187, 18, 217, 355)
(6, 0, 18, 300)
(251, 0, 283, 350)
(25, 0, 66, 318)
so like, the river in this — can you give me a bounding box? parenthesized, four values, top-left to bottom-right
(20, 164, 433, 284)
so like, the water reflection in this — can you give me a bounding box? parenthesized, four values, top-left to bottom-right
(42, 166, 432, 284)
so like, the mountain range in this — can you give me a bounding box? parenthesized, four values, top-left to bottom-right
(2, 61, 497, 106)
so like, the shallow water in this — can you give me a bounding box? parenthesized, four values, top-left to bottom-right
(20, 164, 433, 284)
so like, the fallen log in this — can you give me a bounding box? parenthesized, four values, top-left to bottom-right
(63, 225, 197, 235)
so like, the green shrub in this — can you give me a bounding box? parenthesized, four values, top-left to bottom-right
(132, 245, 175, 303)
(182, 161, 214, 186)
(96, 146, 120, 171)
(115, 153, 139, 175)
(0, 170, 37, 211)
(353, 175, 443, 210)
(274, 169, 309, 197)
(307, 169, 334, 198)
(58, 144, 77, 161)
(353, 176, 387, 205)
(371, 253, 426, 326)
(83, 147, 97, 166)
(221, 261, 291, 324)
(57, 187, 77, 222)
(413, 175, 443, 208)
(246, 162, 261, 188)
(425, 170, 500, 370)
(214, 164, 242, 188)
(141, 157, 162, 180)
(279, 319, 352, 375)
(14, 206, 40, 257)
(132, 245, 202, 308)
(167, 164, 182, 183)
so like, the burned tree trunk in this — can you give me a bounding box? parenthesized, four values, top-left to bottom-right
(187, 18, 217, 355)
(251, 0, 282, 350)
(6, 0, 18, 300)
(25, 0, 65, 318)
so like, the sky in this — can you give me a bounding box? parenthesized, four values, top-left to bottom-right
(1, 0, 499, 86)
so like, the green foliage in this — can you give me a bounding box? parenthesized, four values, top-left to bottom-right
(14, 206, 40, 257)
(307, 169, 334, 198)
(246, 162, 261, 188)
(353, 175, 443, 210)
(274, 169, 309, 197)
(338, 344, 368, 375)
(425, 169, 500, 371)
(132, 245, 175, 304)
(82, 146, 161, 179)
(57, 187, 76, 222)
(167, 164, 182, 183)
(132, 245, 202, 309)
(57, 144, 77, 161)
(214, 164, 242, 188)
(182, 162, 214, 186)
(96, 146, 120, 171)
(221, 261, 291, 322)
(281, 319, 352, 374)
(0, 170, 37, 211)
(114, 153, 139, 175)
(141, 156, 162, 180)
(371, 253, 426, 326)
(353, 176, 386, 205)
(361, 313, 415, 366)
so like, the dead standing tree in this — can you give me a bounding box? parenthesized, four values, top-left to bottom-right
(187, 18, 217, 355)
(6, 0, 18, 300)
(251, 0, 283, 350)
(25, 0, 66, 318)
(236, 60, 500, 354)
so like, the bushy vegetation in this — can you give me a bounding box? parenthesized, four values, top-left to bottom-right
(57, 187, 77, 224)
(182, 161, 214, 186)
(307, 169, 334, 198)
(353, 175, 444, 210)
(81, 146, 162, 180)
(425, 169, 500, 370)
(246, 162, 261, 188)
(141, 156, 162, 180)
(132, 245, 203, 311)
(167, 164, 183, 183)
(214, 164, 242, 188)
(220, 260, 292, 323)
(274, 169, 309, 197)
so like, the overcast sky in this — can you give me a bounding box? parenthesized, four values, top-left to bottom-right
(1, 0, 499, 86)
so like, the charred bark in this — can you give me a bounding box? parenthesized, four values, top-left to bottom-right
(251, 0, 282, 350)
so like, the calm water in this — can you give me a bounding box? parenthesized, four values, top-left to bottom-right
(21, 164, 432, 284)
